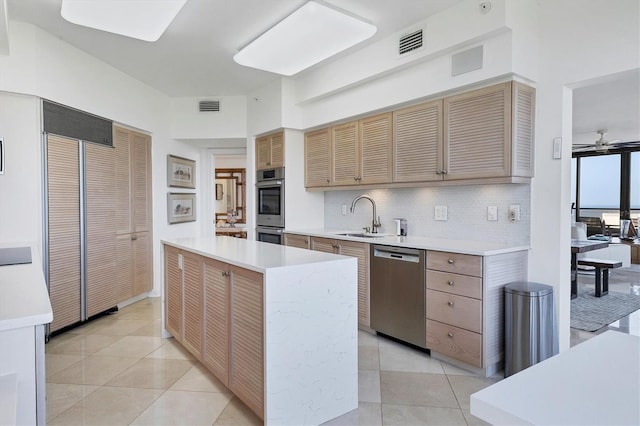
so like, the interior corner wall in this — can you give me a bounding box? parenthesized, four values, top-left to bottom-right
(532, 0, 640, 351)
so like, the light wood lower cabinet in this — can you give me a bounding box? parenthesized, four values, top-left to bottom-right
(308, 236, 370, 327)
(164, 246, 264, 419)
(283, 233, 310, 249)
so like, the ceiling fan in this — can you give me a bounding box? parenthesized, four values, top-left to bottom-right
(572, 129, 640, 153)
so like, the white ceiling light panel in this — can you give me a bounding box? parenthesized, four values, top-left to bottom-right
(233, 1, 377, 76)
(60, 0, 187, 42)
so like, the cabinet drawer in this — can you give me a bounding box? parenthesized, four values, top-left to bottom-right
(426, 270, 482, 299)
(426, 289, 482, 333)
(426, 319, 482, 368)
(427, 251, 482, 277)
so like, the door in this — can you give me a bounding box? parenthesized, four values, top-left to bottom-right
(332, 121, 359, 185)
(182, 251, 203, 358)
(360, 113, 393, 184)
(304, 128, 331, 187)
(338, 240, 370, 327)
(202, 258, 229, 386)
(165, 246, 183, 341)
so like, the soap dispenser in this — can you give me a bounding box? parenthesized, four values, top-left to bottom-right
(393, 218, 408, 236)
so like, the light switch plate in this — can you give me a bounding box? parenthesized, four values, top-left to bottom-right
(435, 205, 448, 221)
(487, 205, 498, 221)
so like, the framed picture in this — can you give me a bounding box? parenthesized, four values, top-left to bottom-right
(168, 192, 196, 224)
(167, 155, 196, 188)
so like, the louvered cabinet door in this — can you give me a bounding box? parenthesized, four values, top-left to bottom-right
(284, 233, 310, 249)
(255, 136, 271, 170)
(85, 143, 117, 318)
(444, 82, 511, 180)
(131, 131, 152, 233)
(164, 246, 183, 342)
(332, 121, 359, 185)
(304, 128, 331, 187)
(394, 100, 443, 182)
(269, 132, 284, 168)
(133, 231, 152, 295)
(47, 135, 81, 332)
(229, 266, 264, 420)
(182, 251, 203, 358)
(360, 113, 392, 184)
(202, 258, 229, 386)
(310, 237, 337, 254)
(511, 82, 536, 177)
(116, 234, 134, 303)
(114, 126, 133, 235)
(338, 241, 370, 327)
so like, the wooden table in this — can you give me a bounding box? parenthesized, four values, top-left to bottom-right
(470, 331, 640, 425)
(570, 239, 609, 299)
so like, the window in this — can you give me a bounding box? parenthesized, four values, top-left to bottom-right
(579, 155, 620, 209)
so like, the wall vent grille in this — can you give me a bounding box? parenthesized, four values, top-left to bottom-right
(399, 30, 423, 55)
(199, 100, 220, 112)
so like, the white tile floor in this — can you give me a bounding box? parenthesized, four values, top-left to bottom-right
(45, 264, 640, 425)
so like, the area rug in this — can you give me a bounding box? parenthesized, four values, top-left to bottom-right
(571, 285, 640, 332)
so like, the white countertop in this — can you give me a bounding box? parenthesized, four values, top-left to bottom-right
(285, 228, 529, 256)
(470, 330, 640, 425)
(0, 243, 53, 332)
(162, 236, 350, 273)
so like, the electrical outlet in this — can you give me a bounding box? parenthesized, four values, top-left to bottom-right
(435, 205, 448, 221)
(341, 204, 347, 215)
(509, 204, 521, 222)
(487, 206, 498, 221)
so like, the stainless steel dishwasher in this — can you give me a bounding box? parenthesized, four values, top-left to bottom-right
(370, 245, 426, 348)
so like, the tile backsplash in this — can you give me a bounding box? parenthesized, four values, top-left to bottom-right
(324, 184, 530, 246)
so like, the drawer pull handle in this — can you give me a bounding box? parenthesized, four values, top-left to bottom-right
(447, 332, 454, 338)
(448, 259, 454, 264)
(447, 301, 454, 307)
(447, 280, 454, 286)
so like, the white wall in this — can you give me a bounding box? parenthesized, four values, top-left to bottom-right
(170, 96, 247, 139)
(0, 92, 41, 246)
(0, 22, 203, 297)
(531, 0, 640, 350)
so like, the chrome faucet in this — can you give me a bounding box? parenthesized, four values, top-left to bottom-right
(350, 195, 381, 233)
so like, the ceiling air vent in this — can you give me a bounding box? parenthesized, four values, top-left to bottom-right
(199, 100, 220, 112)
(399, 29, 423, 55)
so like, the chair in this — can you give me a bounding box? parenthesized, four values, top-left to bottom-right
(577, 216, 605, 236)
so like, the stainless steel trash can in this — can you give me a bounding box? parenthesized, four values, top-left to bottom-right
(504, 282, 558, 377)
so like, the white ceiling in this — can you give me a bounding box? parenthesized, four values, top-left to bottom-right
(5, 0, 639, 145)
(6, 0, 461, 97)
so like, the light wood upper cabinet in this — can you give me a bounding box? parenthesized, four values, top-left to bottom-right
(444, 82, 511, 180)
(256, 131, 284, 170)
(360, 112, 393, 184)
(332, 121, 359, 185)
(394, 100, 443, 183)
(443, 81, 535, 180)
(304, 128, 332, 188)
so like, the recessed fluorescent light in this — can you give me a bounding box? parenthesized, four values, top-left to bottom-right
(60, 0, 187, 42)
(233, 1, 377, 76)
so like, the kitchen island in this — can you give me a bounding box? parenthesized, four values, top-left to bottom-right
(0, 243, 53, 425)
(162, 236, 358, 425)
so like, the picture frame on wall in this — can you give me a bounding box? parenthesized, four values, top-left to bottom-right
(168, 192, 196, 224)
(167, 154, 196, 188)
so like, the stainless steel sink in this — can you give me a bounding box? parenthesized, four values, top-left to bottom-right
(336, 232, 385, 238)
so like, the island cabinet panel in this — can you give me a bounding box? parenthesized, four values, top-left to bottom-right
(202, 259, 229, 386)
(164, 246, 183, 342)
(304, 127, 332, 187)
(393, 100, 443, 183)
(359, 112, 393, 184)
(229, 266, 265, 418)
(332, 121, 360, 185)
(283, 233, 310, 249)
(309, 237, 371, 327)
(182, 252, 203, 358)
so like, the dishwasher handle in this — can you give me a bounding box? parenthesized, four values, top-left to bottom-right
(373, 245, 421, 263)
